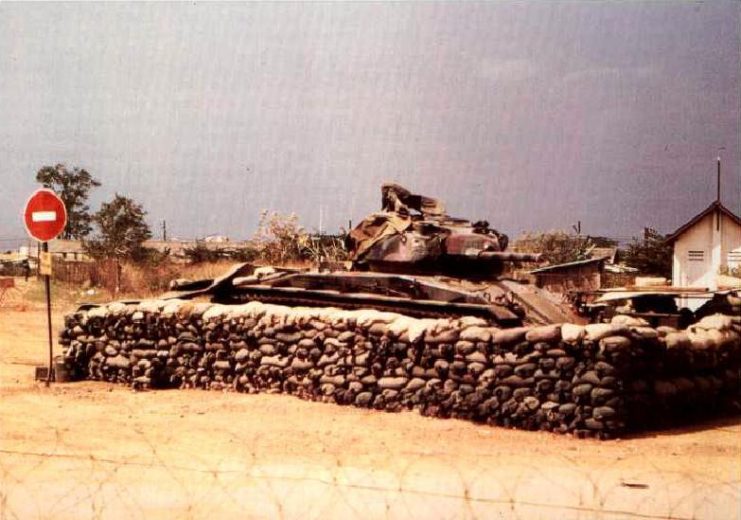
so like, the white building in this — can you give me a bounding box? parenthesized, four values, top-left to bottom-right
(666, 201, 741, 290)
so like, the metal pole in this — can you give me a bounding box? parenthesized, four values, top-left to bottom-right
(43, 241, 53, 387)
(717, 156, 721, 203)
(717, 157, 721, 231)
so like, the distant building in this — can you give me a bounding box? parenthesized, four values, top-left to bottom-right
(530, 257, 606, 294)
(203, 235, 230, 243)
(589, 247, 619, 265)
(25, 240, 90, 262)
(666, 200, 741, 290)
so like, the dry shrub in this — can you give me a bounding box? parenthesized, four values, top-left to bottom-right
(250, 211, 309, 264)
(513, 230, 594, 265)
(118, 263, 177, 297)
(249, 211, 349, 265)
(177, 261, 240, 281)
(115, 261, 242, 298)
(48, 211, 349, 300)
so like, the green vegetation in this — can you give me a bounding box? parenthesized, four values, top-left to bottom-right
(36, 164, 101, 240)
(83, 194, 153, 261)
(513, 231, 595, 265)
(623, 228, 673, 278)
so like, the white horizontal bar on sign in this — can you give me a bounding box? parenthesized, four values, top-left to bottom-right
(32, 211, 57, 222)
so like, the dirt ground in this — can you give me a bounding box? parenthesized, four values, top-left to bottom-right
(0, 283, 739, 519)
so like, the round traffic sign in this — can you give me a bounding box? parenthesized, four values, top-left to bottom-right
(23, 188, 68, 242)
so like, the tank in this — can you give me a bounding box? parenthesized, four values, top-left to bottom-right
(169, 183, 578, 327)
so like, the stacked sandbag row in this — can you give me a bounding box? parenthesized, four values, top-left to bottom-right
(617, 314, 741, 425)
(59, 300, 741, 438)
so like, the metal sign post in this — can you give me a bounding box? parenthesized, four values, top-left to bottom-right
(23, 188, 67, 387)
(42, 242, 53, 386)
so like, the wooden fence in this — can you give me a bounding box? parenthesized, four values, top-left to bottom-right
(602, 272, 637, 288)
(51, 258, 120, 293)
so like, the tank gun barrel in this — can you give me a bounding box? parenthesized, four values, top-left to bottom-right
(477, 251, 541, 262)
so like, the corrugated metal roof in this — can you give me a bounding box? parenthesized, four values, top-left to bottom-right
(530, 257, 605, 274)
(590, 247, 618, 263)
(594, 290, 714, 303)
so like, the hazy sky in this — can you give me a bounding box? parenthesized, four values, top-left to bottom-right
(1, 2, 739, 247)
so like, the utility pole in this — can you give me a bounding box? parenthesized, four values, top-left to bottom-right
(716, 156, 721, 230)
(716, 155, 721, 203)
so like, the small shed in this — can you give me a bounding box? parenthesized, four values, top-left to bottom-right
(530, 257, 606, 294)
(589, 247, 637, 287)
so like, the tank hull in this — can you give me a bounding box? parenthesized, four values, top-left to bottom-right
(167, 263, 576, 327)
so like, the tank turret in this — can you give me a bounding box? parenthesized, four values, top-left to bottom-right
(347, 183, 540, 276)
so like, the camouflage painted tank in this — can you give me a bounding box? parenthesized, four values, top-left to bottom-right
(168, 184, 577, 327)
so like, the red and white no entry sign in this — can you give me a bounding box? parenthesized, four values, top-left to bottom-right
(23, 188, 68, 242)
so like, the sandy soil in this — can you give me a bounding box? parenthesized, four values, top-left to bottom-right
(0, 290, 739, 519)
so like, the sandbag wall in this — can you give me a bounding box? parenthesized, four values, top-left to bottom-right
(59, 300, 741, 438)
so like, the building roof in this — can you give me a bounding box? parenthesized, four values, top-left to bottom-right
(666, 201, 741, 244)
(530, 257, 605, 274)
(604, 263, 638, 274)
(46, 239, 86, 253)
(589, 247, 618, 263)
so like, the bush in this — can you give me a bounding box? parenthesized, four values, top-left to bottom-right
(183, 243, 223, 264)
(719, 265, 741, 278)
(301, 234, 349, 264)
(250, 211, 310, 264)
(513, 231, 594, 265)
(131, 246, 170, 267)
(120, 262, 179, 294)
(623, 228, 672, 278)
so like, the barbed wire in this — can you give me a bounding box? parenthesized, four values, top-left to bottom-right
(0, 385, 737, 520)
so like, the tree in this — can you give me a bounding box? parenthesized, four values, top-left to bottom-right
(513, 230, 594, 265)
(623, 228, 672, 278)
(36, 164, 101, 239)
(84, 194, 152, 260)
(589, 236, 619, 248)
